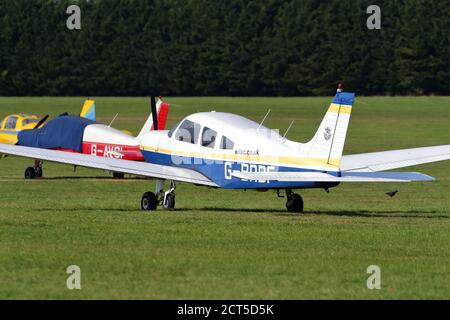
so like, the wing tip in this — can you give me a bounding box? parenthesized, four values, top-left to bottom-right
(413, 172, 435, 181)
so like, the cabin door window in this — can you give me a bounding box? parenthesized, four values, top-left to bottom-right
(201, 127, 217, 149)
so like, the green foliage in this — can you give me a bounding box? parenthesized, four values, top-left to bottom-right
(0, 0, 448, 96)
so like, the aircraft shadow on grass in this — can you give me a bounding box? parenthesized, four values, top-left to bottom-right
(41, 176, 149, 180)
(31, 206, 449, 220)
(200, 207, 450, 219)
(0, 176, 150, 181)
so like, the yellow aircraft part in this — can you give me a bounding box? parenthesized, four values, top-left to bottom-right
(0, 114, 40, 145)
(0, 132, 18, 145)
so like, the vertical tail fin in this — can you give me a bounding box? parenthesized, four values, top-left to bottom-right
(80, 99, 96, 121)
(137, 98, 171, 139)
(303, 92, 355, 167)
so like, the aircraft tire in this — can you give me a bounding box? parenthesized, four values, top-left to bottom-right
(164, 194, 176, 210)
(35, 168, 43, 178)
(25, 167, 37, 180)
(113, 172, 125, 179)
(141, 192, 158, 211)
(286, 193, 304, 213)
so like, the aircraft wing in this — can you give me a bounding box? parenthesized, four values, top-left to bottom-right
(232, 171, 434, 182)
(0, 144, 218, 187)
(341, 145, 450, 172)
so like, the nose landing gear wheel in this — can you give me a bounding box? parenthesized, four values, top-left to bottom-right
(286, 193, 304, 213)
(141, 192, 158, 211)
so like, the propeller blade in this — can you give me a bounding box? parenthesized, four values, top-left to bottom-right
(151, 96, 158, 130)
(34, 115, 49, 129)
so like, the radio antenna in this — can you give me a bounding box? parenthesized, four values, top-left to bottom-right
(283, 120, 295, 139)
(257, 109, 271, 131)
(108, 113, 119, 127)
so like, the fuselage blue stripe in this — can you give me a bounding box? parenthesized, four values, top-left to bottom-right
(142, 150, 340, 190)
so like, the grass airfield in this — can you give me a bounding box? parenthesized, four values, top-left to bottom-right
(0, 96, 449, 299)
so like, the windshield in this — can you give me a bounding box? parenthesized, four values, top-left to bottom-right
(22, 119, 40, 126)
(168, 122, 181, 138)
(175, 120, 201, 144)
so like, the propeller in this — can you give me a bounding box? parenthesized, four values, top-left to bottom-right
(34, 115, 49, 129)
(151, 96, 158, 130)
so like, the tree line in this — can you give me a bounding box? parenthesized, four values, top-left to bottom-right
(0, 0, 449, 96)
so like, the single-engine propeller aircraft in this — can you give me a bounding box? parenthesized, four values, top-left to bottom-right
(0, 86, 449, 212)
(7, 97, 170, 179)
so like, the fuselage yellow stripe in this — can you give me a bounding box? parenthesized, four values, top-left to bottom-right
(141, 146, 341, 169)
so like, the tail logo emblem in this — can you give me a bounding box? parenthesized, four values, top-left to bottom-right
(324, 127, 332, 141)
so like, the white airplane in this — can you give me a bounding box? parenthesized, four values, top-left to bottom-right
(1, 88, 449, 213)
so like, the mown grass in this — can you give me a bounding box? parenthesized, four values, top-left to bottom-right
(0, 96, 449, 299)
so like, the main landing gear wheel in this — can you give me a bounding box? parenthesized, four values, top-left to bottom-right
(25, 167, 37, 179)
(141, 180, 177, 211)
(25, 160, 44, 179)
(35, 167, 43, 178)
(286, 192, 304, 213)
(141, 192, 158, 211)
(162, 181, 176, 210)
(164, 193, 176, 210)
(113, 172, 125, 179)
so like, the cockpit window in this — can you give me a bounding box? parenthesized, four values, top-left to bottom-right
(21, 119, 39, 126)
(175, 120, 201, 144)
(5, 116, 18, 129)
(220, 136, 234, 150)
(201, 127, 217, 149)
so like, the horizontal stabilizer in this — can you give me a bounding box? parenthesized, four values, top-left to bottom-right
(232, 171, 434, 182)
(341, 145, 450, 172)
